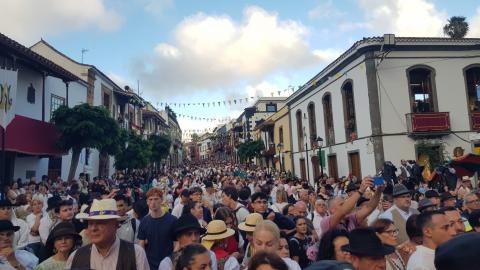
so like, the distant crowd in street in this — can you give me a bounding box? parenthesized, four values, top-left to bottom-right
(0, 159, 479, 270)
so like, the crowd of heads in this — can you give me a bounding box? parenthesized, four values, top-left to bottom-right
(0, 160, 479, 270)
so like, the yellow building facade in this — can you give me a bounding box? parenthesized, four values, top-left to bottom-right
(268, 106, 293, 173)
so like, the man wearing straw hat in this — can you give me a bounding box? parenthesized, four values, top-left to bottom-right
(65, 198, 150, 270)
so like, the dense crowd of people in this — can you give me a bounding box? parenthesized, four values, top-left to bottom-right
(0, 160, 479, 270)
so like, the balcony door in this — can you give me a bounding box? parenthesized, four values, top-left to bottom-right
(349, 152, 362, 180)
(299, 158, 306, 181)
(328, 155, 338, 180)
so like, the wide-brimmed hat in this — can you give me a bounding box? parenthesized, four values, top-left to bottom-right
(201, 220, 235, 249)
(238, 213, 263, 232)
(46, 221, 81, 249)
(0, 220, 19, 232)
(79, 199, 121, 220)
(341, 228, 395, 257)
(75, 204, 90, 220)
(434, 232, 480, 270)
(392, 184, 411, 197)
(173, 214, 206, 240)
(418, 198, 436, 212)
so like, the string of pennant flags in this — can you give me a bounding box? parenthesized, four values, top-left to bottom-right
(158, 87, 298, 108)
(177, 114, 233, 122)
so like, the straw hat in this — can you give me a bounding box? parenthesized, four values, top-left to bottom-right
(75, 204, 89, 220)
(79, 199, 121, 220)
(238, 213, 263, 232)
(201, 220, 235, 249)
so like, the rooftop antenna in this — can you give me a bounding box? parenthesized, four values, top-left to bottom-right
(137, 80, 140, 96)
(81, 48, 88, 63)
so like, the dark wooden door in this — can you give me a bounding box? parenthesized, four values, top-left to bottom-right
(299, 158, 306, 181)
(311, 156, 320, 180)
(328, 155, 338, 180)
(349, 152, 362, 180)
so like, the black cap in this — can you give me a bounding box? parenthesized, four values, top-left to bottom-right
(434, 232, 480, 270)
(425, 190, 440, 198)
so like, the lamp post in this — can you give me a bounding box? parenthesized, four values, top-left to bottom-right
(316, 137, 324, 178)
(277, 142, 284, 172)
(303, 127, 310, 184)
(269, 142, 275, 168)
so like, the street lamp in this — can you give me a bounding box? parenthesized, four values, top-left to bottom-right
(303, 127, 310, 184)
(277, 142, 284, 172)
(316, 137, 324, 178)
(269, 142, 275, 168)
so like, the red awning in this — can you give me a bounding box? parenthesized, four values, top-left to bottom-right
(0, 115, 64, 156)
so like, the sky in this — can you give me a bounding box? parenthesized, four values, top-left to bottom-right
(1, 0, 480, 139)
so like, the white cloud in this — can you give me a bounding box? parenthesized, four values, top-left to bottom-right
(356, 0, 448, 36)
(141, 0, 174, 16)
(132, 6, 336, 99)
(468, 8, 480, 38)
(0, 0, 122, 45)
(107, 72, 132, 89)
(308, 0, 346, 20)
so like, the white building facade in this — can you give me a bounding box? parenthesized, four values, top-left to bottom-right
(288, 36, 480, 185)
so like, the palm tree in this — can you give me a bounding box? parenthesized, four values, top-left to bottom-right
(443, 16, 469, 38)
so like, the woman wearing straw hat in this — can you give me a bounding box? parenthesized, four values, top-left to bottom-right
(237, 213, 262, 265)
(202, 220, 240, 270)
(34, 221, 81, 270)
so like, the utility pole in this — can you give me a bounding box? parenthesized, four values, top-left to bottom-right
(81, 48, 88, 63)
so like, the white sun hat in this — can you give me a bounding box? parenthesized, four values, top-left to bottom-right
(80, 199, 121, 220)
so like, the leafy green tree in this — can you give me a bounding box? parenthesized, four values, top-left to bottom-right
(149, 134, 171, 164)
(114, 131, 152, 171)
(52, 103, 122, 181)
(237, 140, 265, 163)
(443, 16, 469, 38)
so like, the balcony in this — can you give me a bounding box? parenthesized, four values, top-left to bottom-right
(472, 112, 480, 131)
(262, 146, 276, 157)
(406, 112, 451, 136)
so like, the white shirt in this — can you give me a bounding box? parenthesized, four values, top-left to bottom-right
(234, 203, 249, 224)
(158, 250, 218, 270)
(12, 217, 29, 249)
(25, 213, 42, 244)
(117, 216, 139, 243)
(312, 211, 326, 239)
(171, 202, 184, 218)
(65, 237, 150, 270)
(38, 214, 53, 244)
(0, 250, 38, 270)
(283, 258, 301, 270)
(379, 204, 414, 221)
(406, 245, 436, 270)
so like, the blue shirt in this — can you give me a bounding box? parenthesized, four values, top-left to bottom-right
(138, 212, 176, 270)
